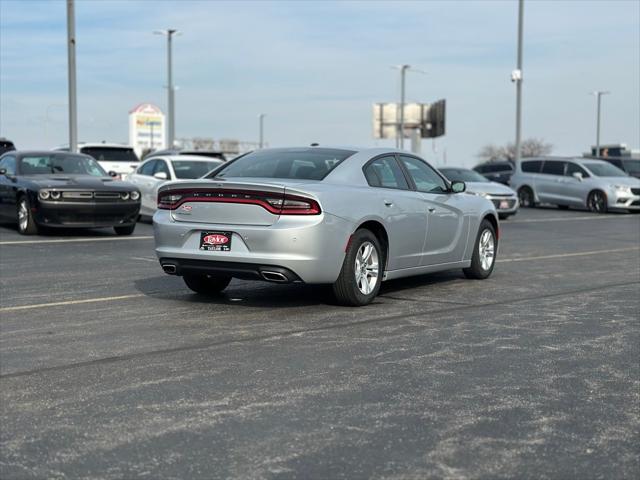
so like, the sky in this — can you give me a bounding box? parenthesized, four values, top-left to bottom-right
(0, 0, 638, 167)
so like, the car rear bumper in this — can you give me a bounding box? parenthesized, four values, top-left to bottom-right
(152, 210, 354, 284)
(34, 201, 140, 228)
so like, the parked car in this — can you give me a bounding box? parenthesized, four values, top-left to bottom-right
(143, 149, 226, 162)
(439, 167, 519, 219)
(0, 151, 141, 235)
(127, 155, 225, 218)
(598, 157, 640, 179)
(510, 157, 640, 213)
(0, 138, 16, 155)
(473, 161, 514, 185)
(54, 143, 140, 179)
(153, 147, 499, 306)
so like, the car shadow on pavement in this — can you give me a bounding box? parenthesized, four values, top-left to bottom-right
(0, 223, 124, 237)
(134, 269, 465, 309)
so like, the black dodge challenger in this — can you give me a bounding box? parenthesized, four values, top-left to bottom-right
(0, 151, 141, 235)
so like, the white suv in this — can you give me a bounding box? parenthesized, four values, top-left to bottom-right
(54, 143, 139, 179)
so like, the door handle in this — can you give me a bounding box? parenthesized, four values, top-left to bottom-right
(384, 200, 393, 207)
(428, 207, 436, 213)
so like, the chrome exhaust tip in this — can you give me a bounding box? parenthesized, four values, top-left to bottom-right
(162, 264, 177, 275)
(261, 271, 288, 283)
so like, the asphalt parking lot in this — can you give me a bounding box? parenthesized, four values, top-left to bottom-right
(0, 208, 638, 479)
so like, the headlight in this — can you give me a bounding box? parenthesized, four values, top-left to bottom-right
(120, 192, 130, 200)
(50, 191, 61, 200)
(38, 190, 50, 200)
(613, 185, 632, 195)
(130, 191, 140, 201)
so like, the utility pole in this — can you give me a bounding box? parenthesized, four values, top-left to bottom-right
(258, 113, 266, 148)
(154, 29, 179, 148)
(66, 0, 78, 153)
(513, 0, 524, 165)
(398, 64, 409, 150)
(591, 91, 610, 157)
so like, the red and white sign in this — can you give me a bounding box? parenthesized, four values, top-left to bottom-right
(203, 234, 229, 245)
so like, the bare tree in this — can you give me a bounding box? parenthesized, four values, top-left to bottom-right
(478, 138, 553, 163)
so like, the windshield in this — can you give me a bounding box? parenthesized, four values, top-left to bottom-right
(212, 148, 355, 180)
(172, 160, 224, 179)
(622, 159, 640, 175)
(19, 154, 108, 176)
(440, 168, 490, 183)
(81, 147, 139, 163)
(583, 162, 628, 177)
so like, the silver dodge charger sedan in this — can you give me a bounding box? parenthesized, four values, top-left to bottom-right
(153, 147, 499, 306)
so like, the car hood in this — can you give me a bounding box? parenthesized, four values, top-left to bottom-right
(22, 174, 136, 190)
(464, 181, 516, 195)
(596, 176, 640, 187)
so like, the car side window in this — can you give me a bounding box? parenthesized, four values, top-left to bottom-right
(566, 163, 589, 178)
(154, 160, 171, 177)
(541, 161, 566, 176)
(139, 160, 157, 176)
(0, 155, 16, 175)
(363, 156, 409, 190)
(521, 160, 543, 173)
(399, 155, 448, 194)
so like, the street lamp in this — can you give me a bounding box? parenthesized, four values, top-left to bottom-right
(391, 65, 426, 150)
(66, 0, 78, 153)
(258, 113, 266, 148)
(154, 29, 180, 148)
(590, 90, 610, 157)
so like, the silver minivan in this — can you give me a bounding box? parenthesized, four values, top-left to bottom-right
(510, 157, 640, 213)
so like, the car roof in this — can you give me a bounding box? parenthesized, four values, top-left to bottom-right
(56, 143, 135, 149)
(148, 155, 224, 162)
(5, 150, 92, 157)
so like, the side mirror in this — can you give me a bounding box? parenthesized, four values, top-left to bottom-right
(0, 168, 6, 175)
(572, 172, 583, 181)
(451, 181, 466, 193)
(108, 171, 118, 178)
(154, 171, 169, 180)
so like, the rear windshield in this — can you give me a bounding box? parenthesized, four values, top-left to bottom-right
(81, 147, 139, 163)
(440, 168, 490, 183)
(19, 154, 107, 176)
(583, 162, 627, 177)
(172, 160, 224, 179)
(212, 148, 355, 180)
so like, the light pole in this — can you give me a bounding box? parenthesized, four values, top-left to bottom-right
(590, 91, 610, 157)
(66, 0, 78, 153)
(258, 113, 266, 148)
(513, 0, 524, 165)
(392, 65, 426, 150)
(154, 29, 179, 148)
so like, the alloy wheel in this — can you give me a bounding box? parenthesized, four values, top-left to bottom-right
(354, 241, 379, 295)
(478, 229, 495, 271)
(18, 200, 29, 232)
(588, 192, 606, 213)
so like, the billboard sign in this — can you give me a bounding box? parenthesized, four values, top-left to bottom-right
(129, 103, 165, 156)
(373, 100, 445, 139)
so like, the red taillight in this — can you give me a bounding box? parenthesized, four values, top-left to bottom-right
(157, 189, 321, 215)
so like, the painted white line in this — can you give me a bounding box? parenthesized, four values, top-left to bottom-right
(510, 215, 633, 223)
(131, 256, 157, 263)
(498, 246, 640, 263)
(0, 294, 146, 312)
(0, 236, 153, 246)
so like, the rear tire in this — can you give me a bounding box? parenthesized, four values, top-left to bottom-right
(463, 219, 497, 280)
(587, 190, 608, 213)
(517, 187, 536, 208)
(114, 224, 136, 235)
(17, 196, 39, 235)
(333, 229, 383, 307)
(183, 274, 231, 295)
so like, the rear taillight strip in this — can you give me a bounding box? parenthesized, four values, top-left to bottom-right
(157, 189, 321, 215)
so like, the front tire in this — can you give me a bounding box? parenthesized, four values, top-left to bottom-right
(463, 219, 497, 280)
(587, 190, 608, 213)
(114, 224, 136, 235)
(17, 196, 39, 235)
(183, 274, 231, 295)
(333, 229, 383, 306)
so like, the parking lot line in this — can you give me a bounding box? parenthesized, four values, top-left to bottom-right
(498, 246, 639, 263)
(510, 215, 634, 223)
(0, 236, 153, 246)
(0, 294, 145, 312)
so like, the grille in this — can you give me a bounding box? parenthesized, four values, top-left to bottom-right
(631, 188, 640, 196)
(491, 199, 517, 210)
(62, 191, 93, 199)
(487, 193, 513, 198)
(94, 192, 122, 199)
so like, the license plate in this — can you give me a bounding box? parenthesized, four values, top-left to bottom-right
(499, 200, 510, 209)
(199, 231, 232, 251)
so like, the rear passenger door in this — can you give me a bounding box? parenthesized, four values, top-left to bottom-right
(363, 155, 428, 270)
(537, 161, 567, 203)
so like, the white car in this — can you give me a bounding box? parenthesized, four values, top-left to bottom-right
(54, 143, 140, 179)
(127, 155, 225, 217)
